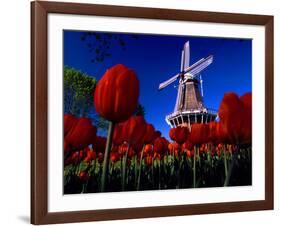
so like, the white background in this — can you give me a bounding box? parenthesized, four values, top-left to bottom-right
(0, 0, 279, 225)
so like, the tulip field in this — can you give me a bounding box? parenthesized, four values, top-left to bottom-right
(64, 64, 252, 194)
(64, 141, 252, 194)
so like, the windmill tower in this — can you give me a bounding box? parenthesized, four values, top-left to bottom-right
(159, 41, 217, 128)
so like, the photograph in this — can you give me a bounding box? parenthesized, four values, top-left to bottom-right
(63, 30, 252, 194)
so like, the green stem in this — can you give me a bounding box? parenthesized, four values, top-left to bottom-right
(93, 158, 97, 176)
(207, 143, 210, 163)
(198, 149, 201, 167)
(182, 154, 186, 187)
(247, 147, 251, 160)
(193, 146, 197, 188)
(158, 159, 161, 190)
(177, 151, 182, 189)
(122, 145, 129, 191)
(81, 183, 86, 194)
(137, 145, 145, 191)
(100, 121, 115, 192)
(120, 154, 123, 187)
(134, 156, 138, 188)
(152, 157, 154, 189)
(224, 145, 238, 186)
(223, 145, 228, 186)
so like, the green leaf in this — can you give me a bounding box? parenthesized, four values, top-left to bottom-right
(64, 164, 74, 176)
(78, 161, 89, 172)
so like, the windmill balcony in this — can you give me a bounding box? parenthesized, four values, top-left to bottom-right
(165, 108, 217, 128)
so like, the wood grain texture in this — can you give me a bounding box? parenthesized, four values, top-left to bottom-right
(264, 17, 274, 210)
(31, 1, 48, 224)
(31, 1, 274, 224)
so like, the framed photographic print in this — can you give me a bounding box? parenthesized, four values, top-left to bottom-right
(31, 1, 274, 224)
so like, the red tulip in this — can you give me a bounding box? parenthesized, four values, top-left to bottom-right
(168, 142, 180, 155)
(217, 92, 252, 144)
(64, 114, 78, 137)
(199, 144, 208, 154)
(240, 93, 252, 144)
(153, 131, 162, 140)
(169, 128, 177, 141)
(144, 144, 153, 155)
(94, 136, 107, 153)
(186, 150, 194, 158)
(123, 116, 147, 149)
(110, 152, 120, 163)
(240, 93, 251, 110)
(143, 124, 155, 144)
(127, 147, 136, 158)
(64, 151, 79, 166)
(113, 122, 126, 145)
(153, 137, 169, 155)
(110, 146, 119, 154)
(134, 143, 145, 154)
(215, 145, 222, 157)
(97, 152, 104, 164)
(189, 123, 209, 145)
(93, 64, 140, 191)
(64, 117, 97, 153)
(174, 126, 189, 144)
(182, 140, 193, 151)
(168, 142, 174, 152)
(208, 121, 218, 142)
(78, 171, 89, 181)
(145, 156, 153, 166)
(118, 143, 129, 156)
(215, 122, 230, 143)
(170, 126, 189, 144)
(93, 64, 140, 123)
(218, 92, 244, 143)
(78, 150, 85, 159)
(84, 148, 96, 163)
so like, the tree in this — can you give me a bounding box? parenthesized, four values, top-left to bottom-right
(80, 32, 139, 64)
(135, 104, 146, 116)
(64, 66, 110, 134)
(64, 66, 96, 117)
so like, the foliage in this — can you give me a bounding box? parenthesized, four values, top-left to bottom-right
(134, 104, 146, 116)
(80, 32, 139, 64)
(90, 113, 110, 136)
(64, 67, 111, 134)
(64, 66, 96, 117)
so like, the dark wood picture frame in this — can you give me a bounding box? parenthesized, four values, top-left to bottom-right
(31, 1, 274, 224)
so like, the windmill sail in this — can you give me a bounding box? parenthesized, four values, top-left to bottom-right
(186, 55, 213, 77)
(158, 73, 180, 90)
(180, 50, 184, 72)
(183, 41, 190, 70)
(174, 83, 183, 112)
(159, 41, 192, 90)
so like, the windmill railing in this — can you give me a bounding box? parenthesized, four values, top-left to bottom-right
(166, 108, 217, 119)
(165, 108, 218, 128)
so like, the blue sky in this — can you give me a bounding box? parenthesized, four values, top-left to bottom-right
(64, 30, 252, 139)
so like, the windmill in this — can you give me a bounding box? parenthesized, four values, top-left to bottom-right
(159, 41, 217, 128)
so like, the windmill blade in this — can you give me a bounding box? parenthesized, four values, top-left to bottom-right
(187, 55, 213, 77)
(183, 41, 190, 70)
(185, 58, 205, 73)
(180, 50, 184, 72)
(158, 73, 180, 90)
